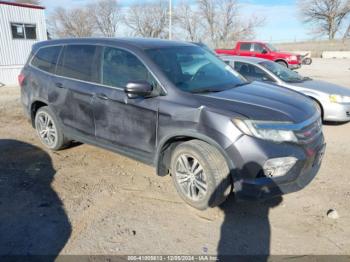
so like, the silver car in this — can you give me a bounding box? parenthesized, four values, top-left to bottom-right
(220, 55, 350, 122)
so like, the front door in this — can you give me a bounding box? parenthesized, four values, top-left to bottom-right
(92, 46, 159, 154)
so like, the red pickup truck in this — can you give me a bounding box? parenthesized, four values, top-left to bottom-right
(215, 41, 302, 69)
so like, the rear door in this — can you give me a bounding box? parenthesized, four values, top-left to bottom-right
(92, 46, 159, 154)
(54, 44, 102, 137)
(237, 43, 253, 57)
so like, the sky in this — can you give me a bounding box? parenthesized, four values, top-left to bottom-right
(39, 0, 310, 43)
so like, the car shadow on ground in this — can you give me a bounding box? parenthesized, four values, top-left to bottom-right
(0, 139, 71, 258)
(210, 165, 283, 261)
(216, 195, 282, 261)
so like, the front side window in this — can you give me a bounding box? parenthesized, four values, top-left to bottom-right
(56, 45, 100, 83)
(146, 46, 247, 93)
(260, 61, 304, 83)
(234, 62, 274, 82)
(253, 43, 265, 53)
(31, 46, 62, 73)
(102, 47, 155, 88)
(11, 23, 37, 39)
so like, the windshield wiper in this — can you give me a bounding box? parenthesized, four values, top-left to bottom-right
(303, 76, 312, 81)
(234, 82, 251, 87)
(191, 89, 224, 94)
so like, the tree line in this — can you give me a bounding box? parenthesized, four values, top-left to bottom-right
(13, 0, 350, 45)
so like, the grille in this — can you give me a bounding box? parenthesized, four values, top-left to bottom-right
(294, 118, 322, 144)
(347, 111, 350, 117)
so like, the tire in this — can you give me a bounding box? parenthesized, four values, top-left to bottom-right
(34, 106, 67, 151)
(276, 60, 288, 68)
(170, 140, 232, 210)
(303, 57, 312, 65)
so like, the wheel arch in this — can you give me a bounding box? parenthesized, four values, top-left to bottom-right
(30, 99, 48, 127)
(274, 59, 288, 67)
(307, 96, 324, 119)
(155, 132, 235, 177)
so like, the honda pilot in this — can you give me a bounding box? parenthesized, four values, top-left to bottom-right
(20, 38, 325, 210)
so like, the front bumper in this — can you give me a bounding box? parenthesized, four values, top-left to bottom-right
(225, 133, 325, 200)
(323, 102, 350, 122)
(289, 63, 301, 70)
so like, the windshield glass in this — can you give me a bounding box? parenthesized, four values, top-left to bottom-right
(259, 60, 305, 83)
(265, 43, 278, 52)
(146, 46, 248, 93)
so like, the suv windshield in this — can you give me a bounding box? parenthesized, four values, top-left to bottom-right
(146, 46, 247, 93)
(259, 60, 305, 83)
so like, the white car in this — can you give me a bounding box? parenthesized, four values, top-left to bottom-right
(220, 55, 350, 122)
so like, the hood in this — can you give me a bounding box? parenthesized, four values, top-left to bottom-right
(197, 81, 316, 123)
(291, 79, 350, 96)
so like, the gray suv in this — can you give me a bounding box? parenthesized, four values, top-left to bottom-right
(20, 38, 325, 210)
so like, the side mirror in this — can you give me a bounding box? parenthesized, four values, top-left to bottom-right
(125, 81, 153, 99)
(261, 49, 268, 54)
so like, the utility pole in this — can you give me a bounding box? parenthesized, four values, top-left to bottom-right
(169, 0, 172, 40)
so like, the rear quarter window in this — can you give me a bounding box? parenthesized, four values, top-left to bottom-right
(56, 45, 100, 83)
(31, 46, 62, 73)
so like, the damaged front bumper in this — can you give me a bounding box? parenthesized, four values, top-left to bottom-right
(225, 133, 325, 201)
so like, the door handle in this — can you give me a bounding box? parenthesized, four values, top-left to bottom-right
(55, 82, 64, 88)
(96, 93, 109, 100)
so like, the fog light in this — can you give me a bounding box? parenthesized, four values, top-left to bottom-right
(263, 157, 297, 178)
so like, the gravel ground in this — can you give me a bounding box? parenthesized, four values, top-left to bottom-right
(0, 58, 349, 256)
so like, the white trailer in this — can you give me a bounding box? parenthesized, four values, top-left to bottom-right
(0, 1, 47, 86)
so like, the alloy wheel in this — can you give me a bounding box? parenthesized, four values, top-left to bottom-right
(36, 111, 57, 148)
(174, 154, 208, 201)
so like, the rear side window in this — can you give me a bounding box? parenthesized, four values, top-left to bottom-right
(102, 47, 154, 88)
(235, 61, 274, 81)
(239, 43, 252, 51)
(31, 46, 62, 73)
(57, 45, 100, 83)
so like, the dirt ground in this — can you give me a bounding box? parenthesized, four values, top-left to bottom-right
(0, 58, 350, 256)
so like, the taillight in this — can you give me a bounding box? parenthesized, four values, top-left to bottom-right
(18, 73, 25, 87)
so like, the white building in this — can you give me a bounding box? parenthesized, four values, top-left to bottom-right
(0, 1, 47, 86)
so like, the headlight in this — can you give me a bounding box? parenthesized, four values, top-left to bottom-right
(233, 119, 298, 143)
(329, 94, 350, 103)
(288, 55, 297, 61)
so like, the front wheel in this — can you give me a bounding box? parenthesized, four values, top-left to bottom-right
(170, 140, 232, 210)
(276, 61, 288, 68)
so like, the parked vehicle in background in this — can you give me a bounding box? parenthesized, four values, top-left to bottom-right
(301, 53, 312, 65)
(221, 55, 350, 122)
(20, 38, 324, 210)
(216, 41, 302, 69)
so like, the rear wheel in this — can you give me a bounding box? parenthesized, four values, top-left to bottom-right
(34, 106, 67, 151)
(170, 140, 232, 210)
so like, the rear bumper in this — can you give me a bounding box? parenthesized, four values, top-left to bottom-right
(225, 133, 325, 201)
(323, 102, 350, 122)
